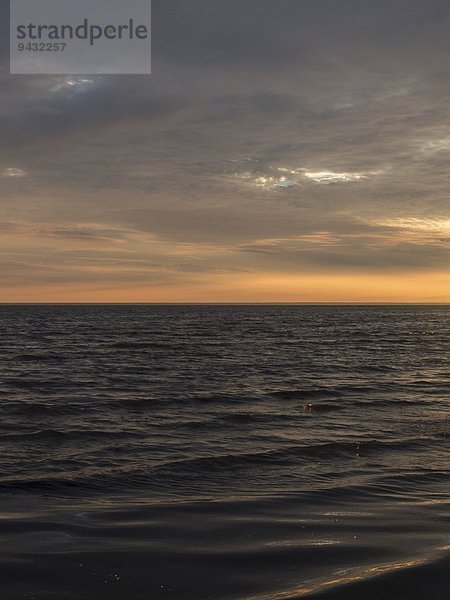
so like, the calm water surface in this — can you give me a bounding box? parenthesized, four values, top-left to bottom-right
(0, 305, 449, 599)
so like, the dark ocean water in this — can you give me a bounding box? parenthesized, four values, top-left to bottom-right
(0, 304, 449, 599)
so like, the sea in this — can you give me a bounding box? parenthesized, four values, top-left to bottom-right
(0, 304, 449, 599)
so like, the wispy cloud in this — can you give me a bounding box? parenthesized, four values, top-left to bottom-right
(2, 168, 26, 178)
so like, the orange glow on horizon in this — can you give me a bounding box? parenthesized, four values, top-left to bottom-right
(2, 271, 450, 303)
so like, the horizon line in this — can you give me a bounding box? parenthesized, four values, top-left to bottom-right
(1, 301, 450, 306)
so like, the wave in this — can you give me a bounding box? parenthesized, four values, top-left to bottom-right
(275, 550, 450, 599)
(272, 389, 343, 400)
(12, 353, 67, 363)
(0, 437, 444, 496)
(0, 428, 142, 443)
(11, 402, 89, 416)
(110, 341, 180, 350)
(301, 402, 343, 412)
(148, 438, 436, 474)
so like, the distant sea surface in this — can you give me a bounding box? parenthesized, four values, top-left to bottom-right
(0, 304, 449, 599)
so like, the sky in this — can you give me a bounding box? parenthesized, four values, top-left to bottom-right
(1, 0, 450, 302)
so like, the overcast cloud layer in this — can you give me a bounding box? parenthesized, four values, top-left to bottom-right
(1, 0, 450, 301)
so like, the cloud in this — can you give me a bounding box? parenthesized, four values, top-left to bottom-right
(301, 170, 372, 184)
(2, 0, 450, 298)
(50, 78, 95, 94)
(2, 168, 26, 178)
